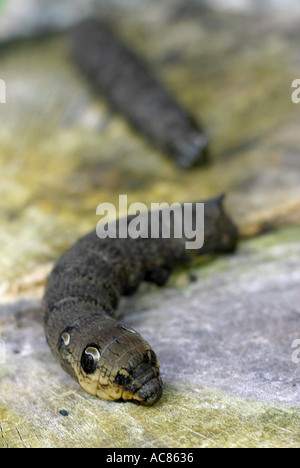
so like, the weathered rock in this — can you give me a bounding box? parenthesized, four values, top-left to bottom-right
(1, 228, 300, 448)
(1, 0, 300, 448)
(1, 0, 300, 45)
(1, 4, 300, 285)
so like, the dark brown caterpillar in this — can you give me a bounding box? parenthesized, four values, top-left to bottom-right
(43, 197, 238, 406)
(70, 19, 208, 169)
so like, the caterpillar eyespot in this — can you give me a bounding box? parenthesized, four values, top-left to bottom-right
(120, 324, 137, 334)
(43, 197, 238, 406)
(85, 347, 101, 362)
(61, 332, 70, 346)
(81, 345, 101, 375)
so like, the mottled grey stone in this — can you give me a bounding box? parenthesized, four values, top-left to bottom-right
(0, 228, 300, 448)
(1, 0, 300, 448)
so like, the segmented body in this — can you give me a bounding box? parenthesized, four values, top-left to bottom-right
(71, 19, 208, 169)
(43, 198, 237, 406)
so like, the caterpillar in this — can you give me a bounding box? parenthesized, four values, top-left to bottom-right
(70, 19, 208, 169)
(43, 197, 238, 406)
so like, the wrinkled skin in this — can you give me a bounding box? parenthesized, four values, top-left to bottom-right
(71, 19, 208, 169)
(43, 197, 238, 406)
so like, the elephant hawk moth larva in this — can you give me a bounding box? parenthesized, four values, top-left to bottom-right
(43, 197, 238, 406)
(71, 19, 209, 169)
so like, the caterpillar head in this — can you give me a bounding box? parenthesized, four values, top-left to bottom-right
(61, 321, 163, 406)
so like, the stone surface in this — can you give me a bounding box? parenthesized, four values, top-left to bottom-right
(2, 0, 300, 44)
(0, 0, 300, 448)
(1, 3, 300, 286)
(0, 228, 300, 448)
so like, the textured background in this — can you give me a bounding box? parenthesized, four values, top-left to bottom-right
(0, 0, 300, 448)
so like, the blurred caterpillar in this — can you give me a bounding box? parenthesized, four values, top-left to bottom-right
(71, 19, 208, 169)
